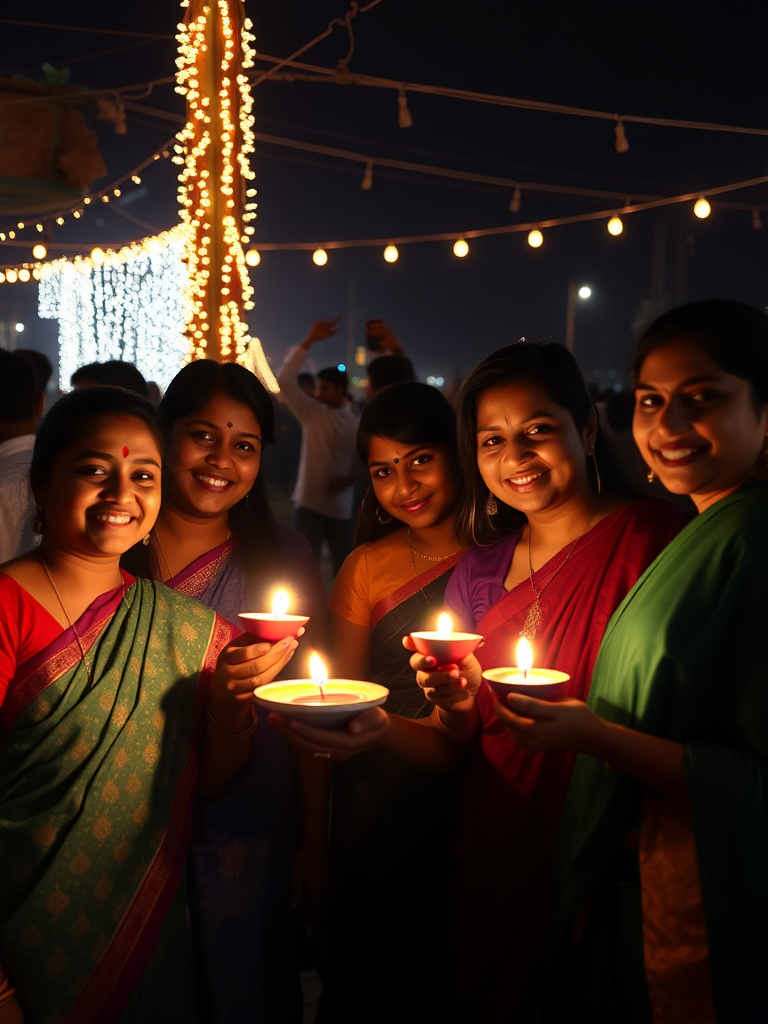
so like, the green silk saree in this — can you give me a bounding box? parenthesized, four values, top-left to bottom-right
(552, 483, 768, 1022)
(0, 577, 235, 1024)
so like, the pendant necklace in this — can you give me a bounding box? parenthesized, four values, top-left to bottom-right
(407, 527, 464, 604)
(39, 552, 125, 688)
(521, 504, 602, 640)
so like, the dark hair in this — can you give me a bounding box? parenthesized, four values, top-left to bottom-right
(125, 359, 284, 587)
(367, 355, 416, 393)
(633, 299, 768, 407)
(355, 382, 458, 544)
(316, 366, 348, 394)
(16, 349, 53, 392)
(297, 371, 315, 388)
(71, 360, 150, 398)
(30, 386, 161, 497)
(455, 341, 637, 545)
(0, 351, 39, 423)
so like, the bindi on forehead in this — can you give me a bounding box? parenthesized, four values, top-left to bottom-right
(227, 421, 233, 429)
(122, 447, 129, 458)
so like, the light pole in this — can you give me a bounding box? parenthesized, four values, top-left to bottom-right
(565, 282, 591, 354)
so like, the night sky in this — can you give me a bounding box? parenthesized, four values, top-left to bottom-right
(1, 0, 766, 390)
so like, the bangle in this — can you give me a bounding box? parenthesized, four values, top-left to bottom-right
(206, 702, 258, 741)
(433, 702, 478, 737)
(0, 978, 16, 1008)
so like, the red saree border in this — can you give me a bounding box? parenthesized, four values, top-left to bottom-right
(169, 537, 238, 598)
(1, 574, 134, 730)
(63, 612, 236, 1024)
(477, 506, 630, 638)
(370, 549, 464, 630)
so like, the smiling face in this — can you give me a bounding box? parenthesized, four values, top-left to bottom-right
(36, 414, 161, 557)
(475, 381, 596, 518)
(166, 392, 262, 519)
(367, 436, 459, 528)
(634, 336, 768, 512)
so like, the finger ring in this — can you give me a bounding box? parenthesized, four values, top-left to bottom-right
(313, 751, 332, 759)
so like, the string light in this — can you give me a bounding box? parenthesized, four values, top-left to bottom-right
(245, 248, 261, 266)
(383, 244, 399, 263)
(6, 269, 18, 283)
(361, 159, 373, 190)
(18, 269, 31, 282)
(509, 187, 521, 213)
(527, 229, 543, 248)
(693, 196, 711, 219)
(453, 238, 469, 257)
(607, 215, 624, 236)
(32, 244, 47, 260)
(312, 248, 328, 266)
(174, 0, 275, 388)
(614, 119, 630, 153)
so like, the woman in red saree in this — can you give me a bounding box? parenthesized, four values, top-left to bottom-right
(430, 342, 684, 1021)
(0, 386, 299, 1024)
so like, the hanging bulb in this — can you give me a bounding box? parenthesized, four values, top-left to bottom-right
(614, 119, 630, 153)
(509, 187, 521, 213)
(607, 215, 624, 236)
(398, 88, 413, 129)
(32, 244, 47, 259)
(6, 269, 18, 283)
(752, 209, 762, 230)
(313, 248, 328, 266)
(361, 160, 373, 190)
(693, 196, 711, 219)
(527, 229, 543, 248)
(383, 244, 399, 263)
(453, 238, 469, 258)
(90, 247, 105, 265)
(18, 268, 31, 282)
(245, 249, 261, 267)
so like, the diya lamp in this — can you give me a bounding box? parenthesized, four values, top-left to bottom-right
(483, 637, 570, 703)
(239, 588, 310, 642)
(253, 652, 389, 730)
(409, 612, 483, 665)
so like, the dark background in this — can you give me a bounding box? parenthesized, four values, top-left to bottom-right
(1, 0, 766, 389)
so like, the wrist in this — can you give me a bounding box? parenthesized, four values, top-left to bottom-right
(206, 700, 257, 741)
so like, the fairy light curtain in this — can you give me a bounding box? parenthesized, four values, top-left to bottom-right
(39, 230, 189, 390)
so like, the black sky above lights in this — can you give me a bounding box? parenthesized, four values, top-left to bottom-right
(1, 0, 766, 389)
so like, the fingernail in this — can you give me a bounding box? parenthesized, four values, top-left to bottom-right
(426, 656, 437, 667)
(450, 669, 460, 679)
(256, 644, 270, 654)
(460, 679, 468, 689)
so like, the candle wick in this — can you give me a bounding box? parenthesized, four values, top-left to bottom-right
(318, 680, 326, 701)
(522, 668, 527, 681)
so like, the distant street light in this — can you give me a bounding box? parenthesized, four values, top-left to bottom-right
(565, 282, 591, 354)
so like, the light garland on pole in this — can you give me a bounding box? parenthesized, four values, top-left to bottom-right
(174, 0, 277, 391)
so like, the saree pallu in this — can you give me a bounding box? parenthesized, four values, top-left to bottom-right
(167, 539, 313, 1024)
(318, 554, 463, 1024)
(550, 483, 768, 1024)
(451, 501, 682, 1023)
(0, 579, 234, 1024)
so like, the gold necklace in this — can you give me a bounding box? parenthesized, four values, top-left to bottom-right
(38, 553, 124, 688)
(407, 527, 464, 562)
(153, 526, 232, 584)
(521, 505, 602, 640)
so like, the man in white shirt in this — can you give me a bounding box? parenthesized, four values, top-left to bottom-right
(0, 351, 44, 562)
(277, 318, 359, 577)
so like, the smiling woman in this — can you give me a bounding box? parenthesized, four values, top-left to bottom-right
(0, 386, 299, 1024)
(122, 360, 328, 1024)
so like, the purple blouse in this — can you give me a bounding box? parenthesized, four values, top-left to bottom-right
(444, 531, 521, 630)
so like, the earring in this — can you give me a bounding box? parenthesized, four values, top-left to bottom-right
(646, 468, 655, 484)
(376, 505, 392, 525)
(590, 449, 602, 496)
(246, 492, 251, 511)
(485, 493, 498, 516)
(142, 533, 151, 546)
(33, 506, 44, 535)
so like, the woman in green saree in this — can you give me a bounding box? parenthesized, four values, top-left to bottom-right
(497, 300, 768, 1023)
(0, 386, 300, 1024)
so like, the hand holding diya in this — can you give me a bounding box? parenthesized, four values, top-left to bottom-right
(483, 638, 570, 703)
(239, 588, 310, 642)
(253, 652, 389, 730)
(410, 612, 483, 665)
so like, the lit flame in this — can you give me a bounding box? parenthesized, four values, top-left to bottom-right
(516, 637, 533, 673)
(309, 652, 329, 685)
(437, 612, 453, 637)
(271, 589, 290, 616)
